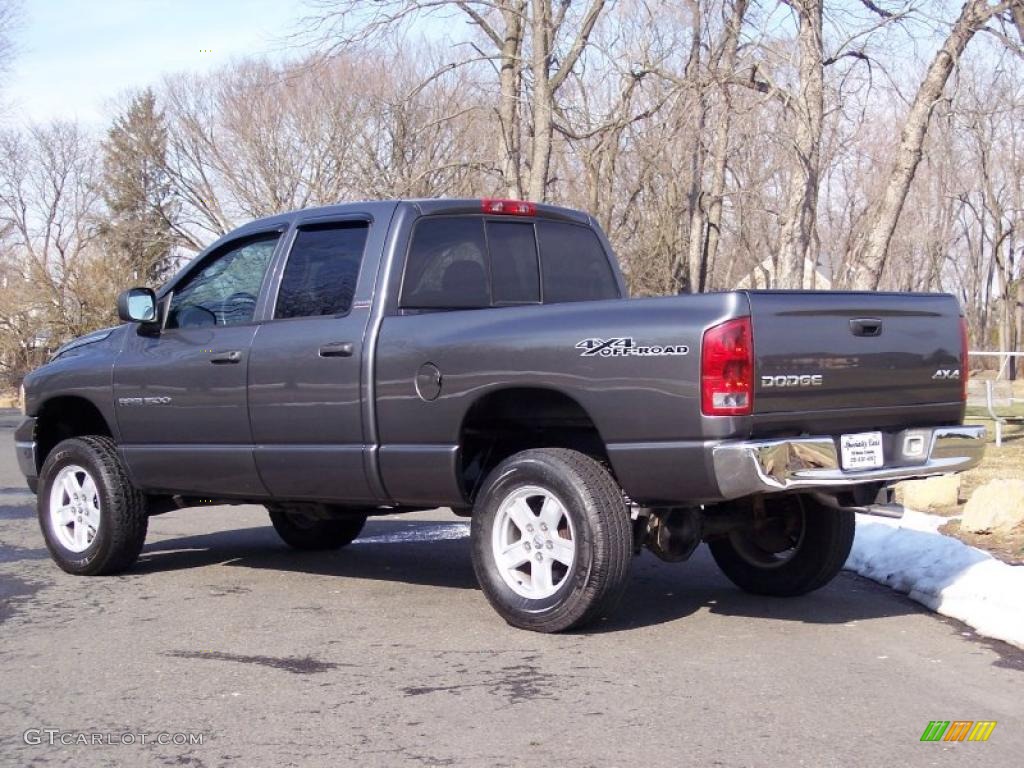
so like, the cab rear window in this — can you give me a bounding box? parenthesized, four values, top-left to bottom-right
(487, 221, 540, 304)
(537, 221, 619, 303)
(400, 216, 618, 310)
(400, 218, 490, 309)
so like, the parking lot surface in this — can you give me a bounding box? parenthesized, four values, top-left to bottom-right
(1, 410, 1021, 767)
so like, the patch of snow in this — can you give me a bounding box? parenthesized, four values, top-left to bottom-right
(845, 510, 1024, 649)
(354, 523, 470, 545)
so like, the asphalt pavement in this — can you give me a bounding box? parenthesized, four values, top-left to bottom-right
(0, 409, 1021, 767)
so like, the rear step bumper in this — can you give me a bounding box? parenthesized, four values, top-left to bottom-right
(712, 425, 986, 500)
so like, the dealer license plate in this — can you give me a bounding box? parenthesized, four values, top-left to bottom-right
(840, 432, 884, 471)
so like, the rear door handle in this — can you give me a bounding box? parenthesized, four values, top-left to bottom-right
(319, 341, 354, 358)
(210, 350, 242, 364)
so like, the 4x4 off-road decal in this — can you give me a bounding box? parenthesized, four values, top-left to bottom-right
(576, 338, 689, 357)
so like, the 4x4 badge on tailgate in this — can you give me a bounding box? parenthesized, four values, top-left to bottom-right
(576, 338, 689, 357)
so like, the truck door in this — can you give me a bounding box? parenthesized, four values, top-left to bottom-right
(113, 231, 282, 497)
(248, 216, 379, 503)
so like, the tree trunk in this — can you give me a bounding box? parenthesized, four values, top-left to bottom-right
(776, 0, 823, 290)
(851, 0, 1007, 289)
(527, 0, 606, 201)
(703, 0, 748, 290)
(684, 0, 708, 293)
(527, 1, 553, 201)
(498, 1, 526, 198)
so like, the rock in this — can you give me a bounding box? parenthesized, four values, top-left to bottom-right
(962, 480, 1024, 534)
(896, 474, 961, 511)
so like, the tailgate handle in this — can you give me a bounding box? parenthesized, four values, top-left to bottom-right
(850, 318, 882, 337)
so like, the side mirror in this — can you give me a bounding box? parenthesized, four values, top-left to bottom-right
(117, 287, 158, 324)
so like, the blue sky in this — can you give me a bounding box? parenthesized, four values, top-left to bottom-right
(5, 0, 301, 124)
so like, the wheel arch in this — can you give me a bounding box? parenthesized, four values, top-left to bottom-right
(34, 395, 115, 473)
(457, 386, 612, 502)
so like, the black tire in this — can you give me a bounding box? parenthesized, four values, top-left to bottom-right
(470, 448, 632, 633)
(37, 436, 148, 576)
(268, 507, 366, 550)
(708, 495, 855, 596)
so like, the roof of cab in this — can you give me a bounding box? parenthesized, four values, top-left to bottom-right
(161, 198, 605, 297)
(234, 198, 591, 236)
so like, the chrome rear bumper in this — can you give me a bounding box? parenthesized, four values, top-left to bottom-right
(712, 425, 986, 500)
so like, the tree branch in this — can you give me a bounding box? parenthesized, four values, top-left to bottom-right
(549, 0, 606, 94)
(856, 0, 894, 19)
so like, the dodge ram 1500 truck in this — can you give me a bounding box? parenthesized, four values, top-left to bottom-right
(14, 198, 985, 632)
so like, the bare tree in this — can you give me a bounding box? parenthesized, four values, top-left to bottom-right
(0, 1, 17, 72)
(300, 0, 610, 200)
(301, 1, 526, 194)
(703, 0, 749, 288)
(775, 0, 824, 290)
(524, 0, 608, 199)
(0, 122, 116, 347)
(852, 0, 1021, 288)
(0, 0, 20, 118)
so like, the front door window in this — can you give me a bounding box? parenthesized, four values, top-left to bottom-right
(166, 234, 280, 329)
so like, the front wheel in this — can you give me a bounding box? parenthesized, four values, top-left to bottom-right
(708, 495, 854, 596)
(38, 436, 148, 575)
(470, 448, 632, 633)
(267, 507, 366, 550)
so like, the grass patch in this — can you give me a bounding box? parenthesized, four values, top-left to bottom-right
(961, 419, 1024, 498)
(939, 518, 1024, 565)
(966, 403, 1024, 419)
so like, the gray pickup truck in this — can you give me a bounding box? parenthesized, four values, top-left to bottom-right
(15, 198, 985, 632)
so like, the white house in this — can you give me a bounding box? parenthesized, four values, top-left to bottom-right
(734, 256, 832, 290)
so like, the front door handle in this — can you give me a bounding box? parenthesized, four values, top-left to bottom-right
(210, 350, 242, 364)
(319, 341, 354, 358)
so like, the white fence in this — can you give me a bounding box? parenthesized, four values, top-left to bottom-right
(967, 351, 1024, 447)
(970, 350, 1024, 380)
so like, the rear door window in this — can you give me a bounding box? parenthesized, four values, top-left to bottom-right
(537, 221, 619, 303)
(275, 222, 369, 319)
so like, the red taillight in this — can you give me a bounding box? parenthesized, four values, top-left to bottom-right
(702, 317, 754, 416)
(481, 198, 536, 216)
(960, 316, 969, 402)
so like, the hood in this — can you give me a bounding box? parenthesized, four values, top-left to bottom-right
(49, 325, 120, 362)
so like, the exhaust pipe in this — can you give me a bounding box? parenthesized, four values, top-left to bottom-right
(810, 491, 904, 519)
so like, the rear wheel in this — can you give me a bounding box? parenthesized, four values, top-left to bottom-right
(708, 495, 854, 596)
(267, 506, 366, 550)
(470, 448, 632, 633)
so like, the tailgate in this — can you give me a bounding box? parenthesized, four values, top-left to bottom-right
(747, 291, 964, 422)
